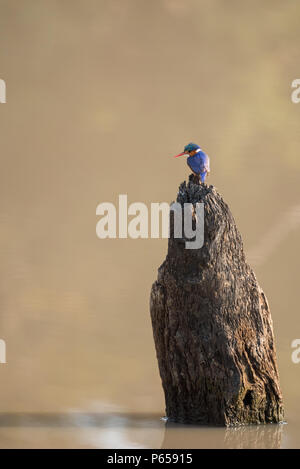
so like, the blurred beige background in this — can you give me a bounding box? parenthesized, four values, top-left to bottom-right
(0, 0, 300, 447)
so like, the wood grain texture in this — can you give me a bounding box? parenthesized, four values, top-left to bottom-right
(150, 175, 284, 426)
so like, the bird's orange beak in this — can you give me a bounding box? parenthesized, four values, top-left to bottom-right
(174, 152, 186, 158)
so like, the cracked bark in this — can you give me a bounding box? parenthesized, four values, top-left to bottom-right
(150, 175, 284, 426)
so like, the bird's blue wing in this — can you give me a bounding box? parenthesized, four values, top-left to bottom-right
(198, 151, 210, 172)
(187, 151, 210, 174)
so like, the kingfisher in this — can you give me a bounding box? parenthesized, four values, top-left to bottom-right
(174, 142, 210, 183)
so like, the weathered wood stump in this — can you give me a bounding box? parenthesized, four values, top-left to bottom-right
(150, 175, 284, 426)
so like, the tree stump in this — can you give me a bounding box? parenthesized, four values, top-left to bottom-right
(150, 175, 284, 426)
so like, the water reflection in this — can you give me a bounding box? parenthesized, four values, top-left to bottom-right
(162, 420, 286, 449)
(0, 412, 287, 449)
(223, 423, 284, 449)
(0, 412, 164, 449)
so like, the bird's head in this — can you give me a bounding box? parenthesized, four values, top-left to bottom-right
(174, 142, 201, 158)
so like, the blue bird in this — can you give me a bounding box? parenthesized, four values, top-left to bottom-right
(174, 142, 210, 183)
